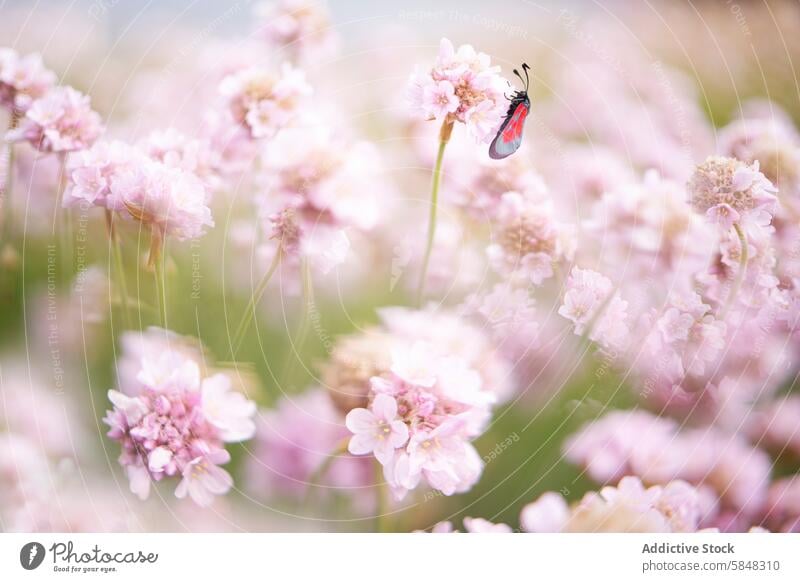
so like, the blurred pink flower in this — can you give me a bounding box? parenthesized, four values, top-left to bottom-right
(7, 86, 102, 153)
(0, 48, 56, 113)
(559, 267, 630, 350)
(254, 0, 338, 62)
(488, 192, 575, 286)
(219, 64, 311, 139)
(245, 388, 372, 503)
(688, 156, 777, 230)
(524, 477, 704, 533)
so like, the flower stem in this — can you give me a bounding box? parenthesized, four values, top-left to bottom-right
(1, 113, 19, 250)
(1, 145, 15, 245)
(415, 119, 453, 306)
(149, 229, 168, 328)
(278, 257, 314, 384)
(56, 153, 72, 274)
(301, 438, 349, 507)
(374, 459, 389, 533)
(230, 249, 282, 358)
(722, 223, 748, 317)
(106, 211, 132, 330)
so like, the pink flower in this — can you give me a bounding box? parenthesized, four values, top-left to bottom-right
(175, 450, 234, 507)
(245, 388, 373, 503)
(422, 80, 459, 119)
(0, 48, 56, 113)
(520, 492, 570, 533)
(200, 374, 257, 442)
(657, 307, 694, 343)
(104, 332, 256, 506)
(254, 0, 337, 62)
(558, 267, 630, 349)
(569, 477, 702, 533)
(688, 156, 777, 229)
(462, 517, 512, 533)
(219, 64, 311, 139)
(407, 38, 507, 142)
(487, 192, 574, 286)
(7, 86, 103, 153)
(113, 158, 213, 240)
(345, 393, 409, 464)
(63, 140, 146, 210)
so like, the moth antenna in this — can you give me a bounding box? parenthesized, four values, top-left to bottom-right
(521, 63, 531, 90)
(512, 68, 525, 88)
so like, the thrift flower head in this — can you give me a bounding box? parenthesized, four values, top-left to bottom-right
(558, 267, 630, 350)
(521, 477, 704, 533)
(63, 140, 146, 211)
(245, 389, 372, 501)
(408, 38, 507, 142)
(344, 337, 498, 499)
(487, 191, 575, 285)
(104, 329, 255, 506)
(687, 156, 778, 228)
(254, 0, 337, 62)
(114, 158, 214, 241)
(219, 64, 311, 139)
(7, 86, 103, 153)
(0, 48, 56, 113)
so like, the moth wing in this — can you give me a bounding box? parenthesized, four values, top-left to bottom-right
(489, 100, 529, 160)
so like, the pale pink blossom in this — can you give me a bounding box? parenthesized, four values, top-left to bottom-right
(7, 86, 103, 153)
(0, 48, 56, 113)
(345, 393, 409, 464)
(407, 38, 507, 143)
(254, 0, 337, 62)
(463, 517, 512, 533)
(104, 333, 255, 506)
(219, 64, 311, 139)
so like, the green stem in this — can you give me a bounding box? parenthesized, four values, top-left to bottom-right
(278, 257, 314, 384)
(230, 249, 282, 357)
(57, 153, 72, 275)
(1, 113, 19, 249)
(106, 212, 133, 330)
(301, 438, 349, 507)
(149, 229, 168, 328)
(415, 120, 453, 307)
(722, 223, 748, 317)
(1, 144, 15, 245)
(374, 459, 389, 533)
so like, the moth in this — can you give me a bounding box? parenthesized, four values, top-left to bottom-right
(489, 63, 531, 160)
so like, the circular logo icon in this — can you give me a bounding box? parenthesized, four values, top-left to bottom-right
(20, 542, 46, 570)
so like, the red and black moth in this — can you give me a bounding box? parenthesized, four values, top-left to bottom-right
(488, 63, 531, 160)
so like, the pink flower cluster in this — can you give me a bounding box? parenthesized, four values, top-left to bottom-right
(104, 329, 256, 506)
(558, 267, 630, 350)
(407, 38, 508, 142)
(345, 340, 495, 499)
(245, 388, 372, 503)
(7, 86, 103, 153)
(254, 0, 337, 62)
(64, 135, 213, 240)
(564, 410, 772, 530)
(219, 64, 311, 139)
(521, 477, 707, 533)
(0, 48, 55, 113)
(256, 127, 388, 274)
(487, 192, 575, 286)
